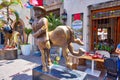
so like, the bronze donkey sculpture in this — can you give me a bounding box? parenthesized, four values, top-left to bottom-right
(32, 6, 84, 72)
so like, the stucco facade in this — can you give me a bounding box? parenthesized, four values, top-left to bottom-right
(1, 0, 117, 53)
(64, 0, 112, 51)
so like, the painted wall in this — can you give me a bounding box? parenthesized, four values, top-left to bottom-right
(64, 0, 111, 51)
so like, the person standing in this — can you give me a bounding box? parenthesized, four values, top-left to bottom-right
(115, 44, 120, 54)
(115, 43, 120, 76)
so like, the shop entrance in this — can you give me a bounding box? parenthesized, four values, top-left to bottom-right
(91, 18, 118, 52)
(91, 8, 120, 52)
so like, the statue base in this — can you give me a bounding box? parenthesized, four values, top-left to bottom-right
(33, 65, 87, 80)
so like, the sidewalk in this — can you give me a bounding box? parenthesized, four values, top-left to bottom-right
(0, 53, 105, 80)
(0, 54, 41, 80)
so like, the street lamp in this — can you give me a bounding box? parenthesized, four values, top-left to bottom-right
(62, 9, 67, 25)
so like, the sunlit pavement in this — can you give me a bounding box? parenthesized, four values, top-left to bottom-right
(0, 53, 105, 80)
(0, 54, 41, 80)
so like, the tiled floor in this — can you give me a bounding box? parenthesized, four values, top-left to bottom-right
(0, 53, 106, 80)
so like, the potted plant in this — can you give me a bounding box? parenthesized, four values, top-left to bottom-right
(20, 27, 32, 55)
(46, 13, 62, 31)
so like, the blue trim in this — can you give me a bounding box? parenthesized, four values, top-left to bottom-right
(117, 44, 120, 49)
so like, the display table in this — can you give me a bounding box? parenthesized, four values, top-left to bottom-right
(33, 65, 87, 80)
(68, 54, 104, 77)
(0, 48, 17, 60)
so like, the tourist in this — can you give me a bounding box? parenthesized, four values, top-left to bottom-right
(115, 43, 120, 76)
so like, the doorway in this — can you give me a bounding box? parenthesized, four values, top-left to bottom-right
(91, 18, 118, 52)
(89, 2, 120, 52)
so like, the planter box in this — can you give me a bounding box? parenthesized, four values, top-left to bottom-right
(0, 50, 5, 60)
(21, 44, 31, 56)
(0, 48, 17, 60)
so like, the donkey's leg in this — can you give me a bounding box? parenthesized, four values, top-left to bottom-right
(39, 48, 48, 72)
(68, 43, 81, 56)
(72, 39, 85, 54)
(45, 49, 52, 66)
(62, 46, 69, 65)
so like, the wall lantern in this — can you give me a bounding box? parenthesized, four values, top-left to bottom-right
(62, 9, 67, 24)
(29, 17, 34, 25)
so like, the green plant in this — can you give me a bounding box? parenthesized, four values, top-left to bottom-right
(0, 0, 21, 22)
(24, 27, 32, 44)
(0, 0, 22, 9)
(0, 19, 5, 28)
(95, 44, 112, 52)
(46, 13, 63, 31)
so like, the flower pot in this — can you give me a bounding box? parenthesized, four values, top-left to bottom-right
(21, 44, 31, 56)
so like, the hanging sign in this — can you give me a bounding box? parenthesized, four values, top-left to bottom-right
(72, 13, 83, 40)
(29, 0, 43, 6)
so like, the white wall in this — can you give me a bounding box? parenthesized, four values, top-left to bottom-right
(11, 0, 31, 28)
(64, 0, 111, 51)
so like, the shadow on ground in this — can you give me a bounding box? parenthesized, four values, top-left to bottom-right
(12, 74, 32, 80)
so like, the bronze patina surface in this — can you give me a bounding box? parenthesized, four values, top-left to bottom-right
(32, 6, 84, 72)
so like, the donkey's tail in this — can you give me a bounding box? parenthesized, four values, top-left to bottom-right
(66, 26, 85, 56)
(66, 26, 74, 43)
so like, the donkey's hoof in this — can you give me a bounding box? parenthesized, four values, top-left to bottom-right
(42, 67, 48, 72)
(48, 61, 53, 66)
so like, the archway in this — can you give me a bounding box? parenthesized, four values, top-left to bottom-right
(11, 18, 25, 43)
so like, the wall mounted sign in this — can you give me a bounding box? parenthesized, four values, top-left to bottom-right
(72, 13, 83, 40)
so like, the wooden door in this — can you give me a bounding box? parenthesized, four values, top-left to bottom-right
(116, 17, 120, 46)
(90, 6, 120, 51)
(91, 18, 118, 51)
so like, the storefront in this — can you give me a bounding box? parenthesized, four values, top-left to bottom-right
(64, 0, 120, 51)
(89, 1, 120, 51)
